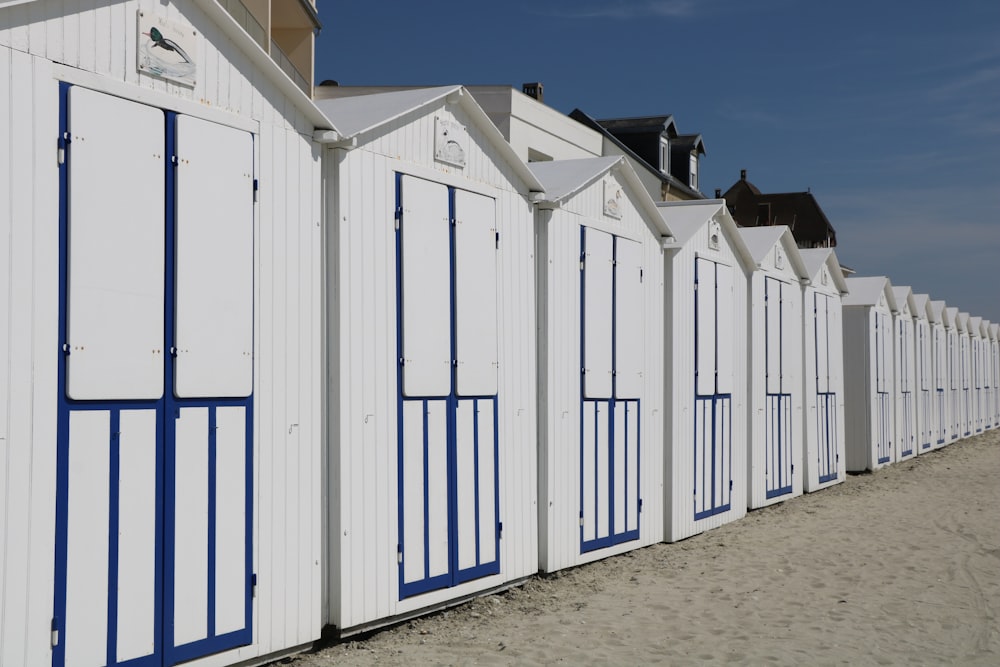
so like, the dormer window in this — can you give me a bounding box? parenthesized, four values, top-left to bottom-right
(689, 153, 699, 190)
(660, 138, 670, 174)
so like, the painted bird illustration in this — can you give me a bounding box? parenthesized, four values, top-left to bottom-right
(143, 26, 192, 64)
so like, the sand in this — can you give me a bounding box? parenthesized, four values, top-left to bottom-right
(282, 431, 1000, 666)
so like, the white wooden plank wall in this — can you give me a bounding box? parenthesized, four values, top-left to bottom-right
(0, 47, 60, 667)
(0, 0, 310, 133)
(252, 126, 323, 656)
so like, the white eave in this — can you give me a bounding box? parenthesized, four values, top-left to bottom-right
(313, 85, 544, 193)
(657, 199, 757, 274)
(528, 156, 674, 238)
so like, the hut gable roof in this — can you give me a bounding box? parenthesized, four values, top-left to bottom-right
(945, 307, 959, 329)
(528, 156, 621, 203)
(928, 300, 947, 324)
(528, 156, 673, 238)
(315, 85, 544, 192)
(911, 294, 931, 320)
(892, 286, 917, 317)
(843, 276, 897, 311)
(657, 199, 756, 274)
(799, 247, 849, 295)
(737, 226, 809, 280)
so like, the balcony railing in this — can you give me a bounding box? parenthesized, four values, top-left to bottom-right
(220, 0, 312, 96)
(271, 39, 311, 96)
(219, 0, 267, 52)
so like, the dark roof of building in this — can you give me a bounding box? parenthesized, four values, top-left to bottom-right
(593, 115, 678, 138)
(672, 133, 706, 156)
(569, 109, 704, 200)
(722, 170, 836, 247)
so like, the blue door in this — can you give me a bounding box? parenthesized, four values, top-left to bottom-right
(693, 258, 735, 519)
(52, 86, 254, 667)
(579, 228, 642, 553)
(396, 175, 501, 599)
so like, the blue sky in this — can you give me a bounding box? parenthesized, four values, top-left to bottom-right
(315, 0, 1000, 322)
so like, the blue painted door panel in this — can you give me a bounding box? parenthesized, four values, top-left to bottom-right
(53, 86, 253, 667)
(396, 175, 501, 599)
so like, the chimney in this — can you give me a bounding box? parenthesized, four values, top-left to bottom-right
(740, 169, 747, 181)
(715, 188, 721, 198)
(522, 82, 544, 102)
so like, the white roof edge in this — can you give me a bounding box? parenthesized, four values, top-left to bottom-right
(192, 0, 340, 134)
(657, 199, 756, 273)
(319, 86, 545, 193)
(529, 156, 621, 204)
(843, 276, 897, 310)
(529, 156, 674, 238)
(799, 248, 849, 295)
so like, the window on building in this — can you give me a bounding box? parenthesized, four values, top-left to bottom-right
(689, 153, 699, 190)
(660, 138, 670, 174)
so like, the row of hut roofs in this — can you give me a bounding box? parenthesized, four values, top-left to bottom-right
(0, 5, 995, 667)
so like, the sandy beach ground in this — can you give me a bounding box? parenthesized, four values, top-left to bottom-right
(282, 431, 1000, 666)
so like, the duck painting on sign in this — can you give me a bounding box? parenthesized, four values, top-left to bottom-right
(137, 10, 198, 86)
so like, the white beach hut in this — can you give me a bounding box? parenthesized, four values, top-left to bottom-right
(968, 316, 984, 434)
(980, 319, 993, 431)
(990, 322, 1000, 427)
(911, 294, 934, 454)
(944, 307, 963, 443)
(529, 156, 668, 573)
(842, 277, 898, 471)
(657, 200, 755, 542)
(892, 286, 918, 461)
(316, 86, 543, 634)
(927, 300, 951, 448)
(1, 2, 331, 666)
(799, 248, 848, 492)
(957, 312, 973, 439)
(739, 227, 809, 508)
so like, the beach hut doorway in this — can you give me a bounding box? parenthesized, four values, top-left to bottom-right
(53, 86, 254, 666)
(812, 291, 839, 482)
(764, 276, 796, 498)
(580, 226, 642, 552)
(874, 308, 893, 464)
(694, 257, 736, 519)
(395, 173, 500, 599)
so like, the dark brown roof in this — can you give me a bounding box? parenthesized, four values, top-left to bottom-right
(723, 171, 836, 248)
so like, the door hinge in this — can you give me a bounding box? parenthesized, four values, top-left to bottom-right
(579, 510, 584, 527)
(397, 544, 403, 564)
(729, 479, 734, 491)
(253, 178, 259, 203)
(639, 498, 643, 512)
(498, 522, 503, 539)
(495, 231, 500, 249)
(251, 573, 258, 598)
(51, 618, 59, 648)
